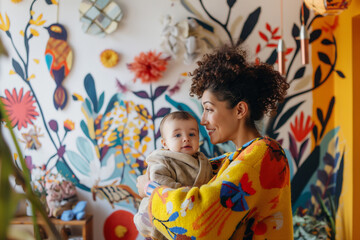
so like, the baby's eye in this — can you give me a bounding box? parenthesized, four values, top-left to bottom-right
(189, 133, 196, 137)
(175, 134, 181, 138)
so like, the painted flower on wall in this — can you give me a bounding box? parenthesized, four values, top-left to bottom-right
(127, 50, 170, 83)
(1, 88, 39, 130)
(0, 13, 10, 32)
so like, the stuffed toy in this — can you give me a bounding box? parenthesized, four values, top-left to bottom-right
(46, 180, 78, 218)
(60, 201, 87, 221)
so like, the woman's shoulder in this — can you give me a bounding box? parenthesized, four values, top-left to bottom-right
(232, 136, 287, 166)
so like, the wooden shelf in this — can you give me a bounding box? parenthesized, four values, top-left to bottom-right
(11, 214, 93, 240)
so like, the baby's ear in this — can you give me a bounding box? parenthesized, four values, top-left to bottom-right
(161, 138, 168, 149)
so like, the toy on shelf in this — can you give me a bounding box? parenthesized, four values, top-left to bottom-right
(61, 201, 87, 221)
(46, 180, 78, 218)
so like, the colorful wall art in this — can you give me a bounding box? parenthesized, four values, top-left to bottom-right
(0, 0, 348, 239)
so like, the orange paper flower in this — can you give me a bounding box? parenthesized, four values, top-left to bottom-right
(127, 50, 169, 83)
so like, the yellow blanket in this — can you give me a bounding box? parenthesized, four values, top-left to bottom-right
(148, 137, 293, 240)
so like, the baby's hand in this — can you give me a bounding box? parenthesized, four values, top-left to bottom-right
(136, 171, 150, 198)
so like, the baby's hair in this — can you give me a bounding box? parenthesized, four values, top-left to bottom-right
(159, 111, 197, 137)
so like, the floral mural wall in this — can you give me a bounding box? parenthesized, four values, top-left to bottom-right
(0, 0, 346, 239)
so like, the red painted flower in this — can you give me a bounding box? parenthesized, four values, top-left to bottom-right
(1, 88, 39, 130)
(103, 210, 138, 240)
(127, 50, 169, 83)
(290, 111, 314, 142)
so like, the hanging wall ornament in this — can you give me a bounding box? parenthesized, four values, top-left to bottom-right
(79, 0, 123, 37)
(277, 0, 286, 76)
(300, 3, 309, 65)
(277, 39, 286, 76)
(304, 0, 351, 15)
(160, 15, 208, 65)
(300, 25, 309, 65)
(45, 23, 73, 110)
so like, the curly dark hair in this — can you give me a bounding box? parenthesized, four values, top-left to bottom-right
(190, 45, 289, 123)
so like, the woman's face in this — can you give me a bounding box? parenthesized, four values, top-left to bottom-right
(200, 90, 239, 145)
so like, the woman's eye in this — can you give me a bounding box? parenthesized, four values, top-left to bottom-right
(205, 108, 212, 112)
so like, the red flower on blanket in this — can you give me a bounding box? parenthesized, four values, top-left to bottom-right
(259, 139, 290, 189)
(127, 50, 170, 83)
(220, 173, 256, 211)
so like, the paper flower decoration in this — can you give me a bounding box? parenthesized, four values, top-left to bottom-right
(304, 0, 351, 15)
(160, 15, 207, 64)
(1, 88, 39, 130)
(100, 49, 119, 68)
(127, 51, 170, 83)
(79, 0, 123, 37)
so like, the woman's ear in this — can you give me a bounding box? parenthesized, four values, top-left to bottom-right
(235, 101, 248, 119)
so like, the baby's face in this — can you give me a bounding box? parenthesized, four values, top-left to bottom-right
(161, 118, 200, 155)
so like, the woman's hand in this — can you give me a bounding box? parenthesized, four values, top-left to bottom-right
(136, 171, 150, 198)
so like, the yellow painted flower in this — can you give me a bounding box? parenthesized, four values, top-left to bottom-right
(30, 28, 39, 37)
(64, 119, 75, 131)
(11, 0, 23, 3)
(0, 13, 10, 32)
(114, 225, 127, 238)
(27, 74, 35, 80)
(29, 14, 46, 26)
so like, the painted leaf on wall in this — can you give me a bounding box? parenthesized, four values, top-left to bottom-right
(155, 107, 171, 119)
(84, 74, 100, 113)
(291, 145, 320, 204)
(334, 152, 344, 209)
(66, 150, 91, 175)
(293, 67, 306, 80)
(188, 17, 214, 33)
(76, 137, 95, 162)
(275, 101, 304, 131)
(237, 7, 261, 45)
(153, 86, 168, 100)
(266, 49, 277, 65)
(12, 59, 24, 80)
(310, 29, 322, 43)
(314, 66, 322, 87)
(133, 91, 150, 99)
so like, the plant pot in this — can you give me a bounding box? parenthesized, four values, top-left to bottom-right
(25, 200, 33, 216)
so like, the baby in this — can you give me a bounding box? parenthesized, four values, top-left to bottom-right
(134, 111, 213, 240)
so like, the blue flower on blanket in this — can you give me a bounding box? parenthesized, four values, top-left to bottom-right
(220, 173, 256, 211)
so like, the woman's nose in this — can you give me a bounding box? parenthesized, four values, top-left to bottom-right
(200, 114, 207, 125)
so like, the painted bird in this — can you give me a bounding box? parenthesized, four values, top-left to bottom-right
(44, 23, 73, 110)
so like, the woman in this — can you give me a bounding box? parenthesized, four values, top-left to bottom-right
(137, 45, 293, 239)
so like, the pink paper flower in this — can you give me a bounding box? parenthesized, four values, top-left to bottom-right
(1, 88, 39, 130)
(127, 50, 169, 83)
